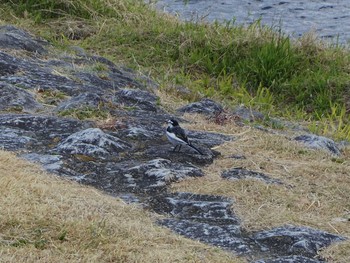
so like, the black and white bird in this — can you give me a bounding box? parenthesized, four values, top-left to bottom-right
(166, 119, 203, 155)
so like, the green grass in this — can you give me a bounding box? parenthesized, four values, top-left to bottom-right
(1, 0, 349, 140)
(58, 106, 109, 120)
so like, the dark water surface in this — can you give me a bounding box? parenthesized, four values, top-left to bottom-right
(151, 0, 350, 44)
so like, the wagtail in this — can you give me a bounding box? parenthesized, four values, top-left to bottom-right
(166, 119, 203, 155)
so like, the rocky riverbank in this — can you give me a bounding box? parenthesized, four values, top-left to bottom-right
(0, 25, 348, 262)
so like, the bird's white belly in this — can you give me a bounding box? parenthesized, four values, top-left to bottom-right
(166, 131, 187, 145)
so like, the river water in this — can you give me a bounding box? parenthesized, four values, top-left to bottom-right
(151, 0, 350, 45)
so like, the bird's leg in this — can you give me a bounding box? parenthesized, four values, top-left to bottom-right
(173, 145, 178, 152)
(178, 145, 182, 152)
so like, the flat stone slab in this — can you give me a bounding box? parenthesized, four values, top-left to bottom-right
(159, 218, 250, 254)
(97, 158, 204, 193)
(222, 168, 283, 185)
(149, 192, 240, 225)
(253, 225, 346, 258)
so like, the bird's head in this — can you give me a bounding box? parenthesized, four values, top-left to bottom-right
(167, 119, 179, 127)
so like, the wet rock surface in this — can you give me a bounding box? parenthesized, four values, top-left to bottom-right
(0, 26, 346, 262)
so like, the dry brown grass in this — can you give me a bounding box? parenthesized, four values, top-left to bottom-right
(173, 114, 350, 262)
(0, 150, 243, 263)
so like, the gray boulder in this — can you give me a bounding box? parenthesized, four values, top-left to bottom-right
(177, 98, 223, 116)
(294, 134, 340, 155)
(233, 105, 265, 122)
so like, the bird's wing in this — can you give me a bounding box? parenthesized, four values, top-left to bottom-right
(171, 126, 189, 143)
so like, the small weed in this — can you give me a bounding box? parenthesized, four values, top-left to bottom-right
(11, 238, 29, 247)
(298, 149, 308, 155)
(331, 158, 345, 164)
(58, 230, 68, 241)
(93, 62, 109, 72)
(7, 106, 24, 113)
(58, 106, 109, 120)
(36, 89, 68, 106)
(34, 239, 48, 249)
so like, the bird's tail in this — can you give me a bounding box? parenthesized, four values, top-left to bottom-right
(188, 143, 203, 155)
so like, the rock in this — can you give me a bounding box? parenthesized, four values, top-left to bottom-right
(0, 126, 37, 150)
(0, 83, 43, 112)
(187, 130, 233, 148)
(228, 154, 246, 159)
(55, 128, 131, 159)
(0, 52, 18, 75)
(0, 25, 47, 54)
(0, 114, 91, 153)
(128, 158, 203, 182)
(177, 98, 223, 116)
(92, 158, 204, 193)
(151, 192, 251, 255)
(115, 88, 160, 112)
(222, 168, 283, 185)
(145, 144, 218, 165)
(0, 31, 143, 97)
(56, 92, 105, 111)
(253, 255, 324, 263)
(294, 134, 341, 155)
(21, 153, 64, 172)
(233, 105, 265, 122)
(159, 218, 251, 254)
(124, 126, 160, 140)
(253, 225, 346, 258)
(149, 192, 240, 224)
